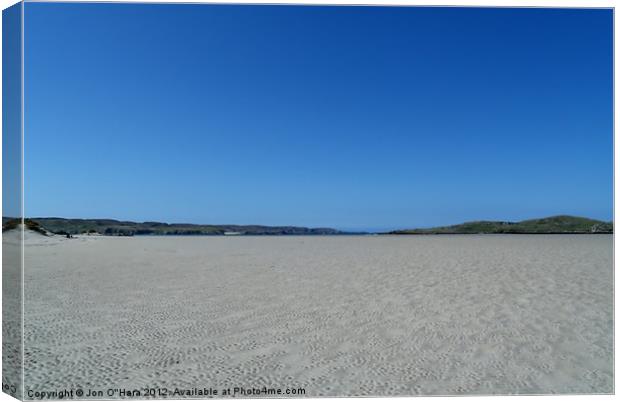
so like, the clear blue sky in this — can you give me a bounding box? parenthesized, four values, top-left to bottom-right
(23, 4, 612, 231)
(3, 2, 22, 219)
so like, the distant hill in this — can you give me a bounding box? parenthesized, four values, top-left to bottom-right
(2, 217, 343, 236)
(2, 218, 49, 236)
(2, 215, 612, 237)
(388, 215, 613, 235)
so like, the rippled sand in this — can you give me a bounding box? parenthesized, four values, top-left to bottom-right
(15, 234, 613, 396)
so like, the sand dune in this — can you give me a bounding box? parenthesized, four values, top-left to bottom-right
(16, 234, 613, 396)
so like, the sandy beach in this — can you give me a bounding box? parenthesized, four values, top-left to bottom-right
(15, 233, 613, 396)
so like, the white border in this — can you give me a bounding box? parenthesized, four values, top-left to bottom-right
(0, 2, 615, 402)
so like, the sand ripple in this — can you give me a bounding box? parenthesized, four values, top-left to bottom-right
(19, 235, 613, 396)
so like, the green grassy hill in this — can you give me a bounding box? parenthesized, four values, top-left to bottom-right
(3, 217, 342, 236)
(388, 215, 613, 234)
(3, 215, 612, 236)
(2, 218, 49, 235)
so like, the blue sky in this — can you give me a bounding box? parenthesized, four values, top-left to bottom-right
(23, 4, 612, 231)
(3, 2, 22, 218)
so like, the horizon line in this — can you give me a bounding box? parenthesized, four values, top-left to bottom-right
(3, 213, 613, 230)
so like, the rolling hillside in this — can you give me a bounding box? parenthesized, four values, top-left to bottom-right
(2, 217, 343, 236)
(388, 215, 613, 234)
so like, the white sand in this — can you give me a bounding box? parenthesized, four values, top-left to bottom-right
(3, 229, 24, 398)
(14, 234, 613, 396)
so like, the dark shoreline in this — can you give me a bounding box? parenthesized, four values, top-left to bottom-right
(2, 215, 613, 237)
(383, 232, 613, 235)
